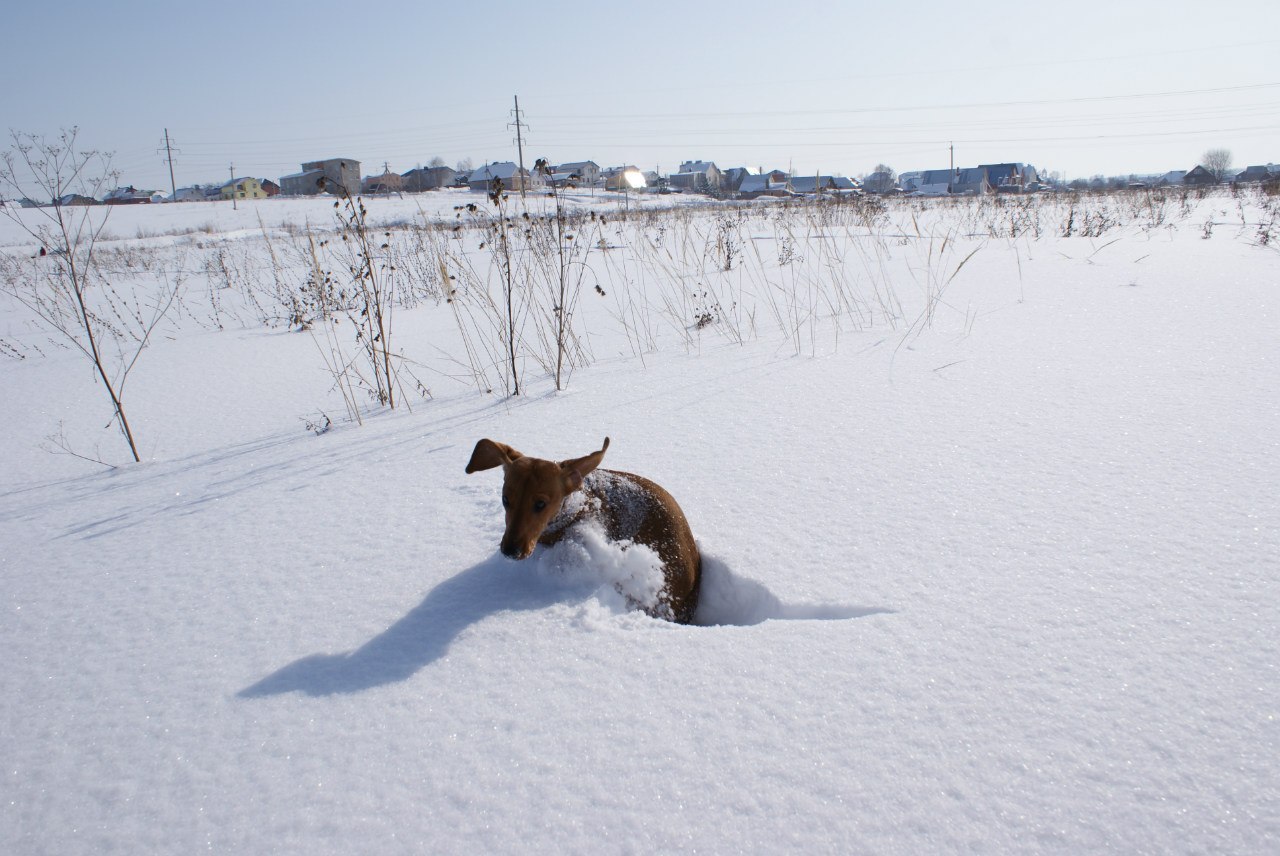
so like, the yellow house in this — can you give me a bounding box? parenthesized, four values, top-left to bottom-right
(220, 177, 267, 201)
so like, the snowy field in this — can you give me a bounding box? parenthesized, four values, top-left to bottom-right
(1, 186, 1277, 853)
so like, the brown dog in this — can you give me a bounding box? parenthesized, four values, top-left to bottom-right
(465, 437, 701, 624)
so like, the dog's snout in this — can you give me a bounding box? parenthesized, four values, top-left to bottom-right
(500, 538, 534, 560)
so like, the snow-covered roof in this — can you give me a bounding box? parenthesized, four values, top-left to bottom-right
(679, 161, 718, 175)
(104, 186, 154, 200)
(790, 175, 857, 193)
(468, 162, 524, 182)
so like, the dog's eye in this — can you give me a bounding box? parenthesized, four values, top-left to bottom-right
(502, 495, 510, 508)
(533, 500, 547, 512)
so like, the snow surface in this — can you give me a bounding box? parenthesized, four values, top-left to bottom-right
(1, 189, 1277, 853)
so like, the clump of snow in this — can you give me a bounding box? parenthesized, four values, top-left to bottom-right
(533, 517, 667, 617)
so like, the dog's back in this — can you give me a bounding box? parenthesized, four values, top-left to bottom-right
(544, 469, 701, 623)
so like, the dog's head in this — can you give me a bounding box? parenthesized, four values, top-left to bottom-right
(466, 437, 610, 559)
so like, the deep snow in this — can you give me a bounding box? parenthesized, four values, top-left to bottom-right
(1, 188, 1277, 854)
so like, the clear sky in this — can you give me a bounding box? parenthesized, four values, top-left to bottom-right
(4, 0, 1277, 190)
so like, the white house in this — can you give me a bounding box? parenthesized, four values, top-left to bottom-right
(467, 161, 536, 193)
(555, 161, 601, 185)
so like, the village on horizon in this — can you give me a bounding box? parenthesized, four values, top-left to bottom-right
(8, 152, 1280, 208)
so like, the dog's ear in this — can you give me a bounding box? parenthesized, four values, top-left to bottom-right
(466, 439, 522, 473)
(561, 436, 610, 491)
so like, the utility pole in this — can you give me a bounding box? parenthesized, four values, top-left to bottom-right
(229, 162, 237, 210)
(165, 130, 177, 200)
(157, 129, 180, 200)
(509, 95, 528, 201)
(950, 142, 955, 173)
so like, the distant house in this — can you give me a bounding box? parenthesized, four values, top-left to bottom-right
(723, 167, 788, 194)
(668, 160, 722, 193)
(1235, 165, 1276, 183)
(280, 158, 361, 196)
(172, 187, 207, 202)
(1183, 165, 1218, 187)
(721, 167, 752, 193)
(603, 166, 647, 191)
(220, 177, 268, 201)
(789, 175, 857, 195)
(737, 172, 790, 198)
(362, 168, 404, 195)
(951, 167, 991, 196)
(280, 167, 324, 195)
(980, 163, 1038, 193)
(401, 166, 457, 192)
(737, 174, 770, 197)
(467, 161, 534, 193)
(555, 161, 601, 185)
(912, 169, 955, 196)
(862, 171, 898, 194)
(103, 186, 156, 205)
(56, 194, 97, 206)
(1156, 170, 1186, 187)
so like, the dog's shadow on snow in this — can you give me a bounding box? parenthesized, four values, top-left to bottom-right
(238, 556, 554, 698)
(239, 552, 891, 698)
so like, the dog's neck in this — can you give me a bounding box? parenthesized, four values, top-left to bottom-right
(541, 480, 596, 541)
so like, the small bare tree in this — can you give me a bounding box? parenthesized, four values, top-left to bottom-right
(487, 177, 522, 395)
(531, 157, 593, 390)
(296, 187, 428, 421)
(0, 128, 180, 465)
(1202, 148, 1233, 181)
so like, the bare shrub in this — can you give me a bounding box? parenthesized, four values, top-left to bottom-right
(0, 128, 182, 464)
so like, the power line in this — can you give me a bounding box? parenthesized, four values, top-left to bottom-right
(518, 39, 1280, 101)
(537, 82, 1280, 122)
(528, 123, 1280, 150)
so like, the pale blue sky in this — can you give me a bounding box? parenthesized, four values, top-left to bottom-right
(4, 0, 1277, 189)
